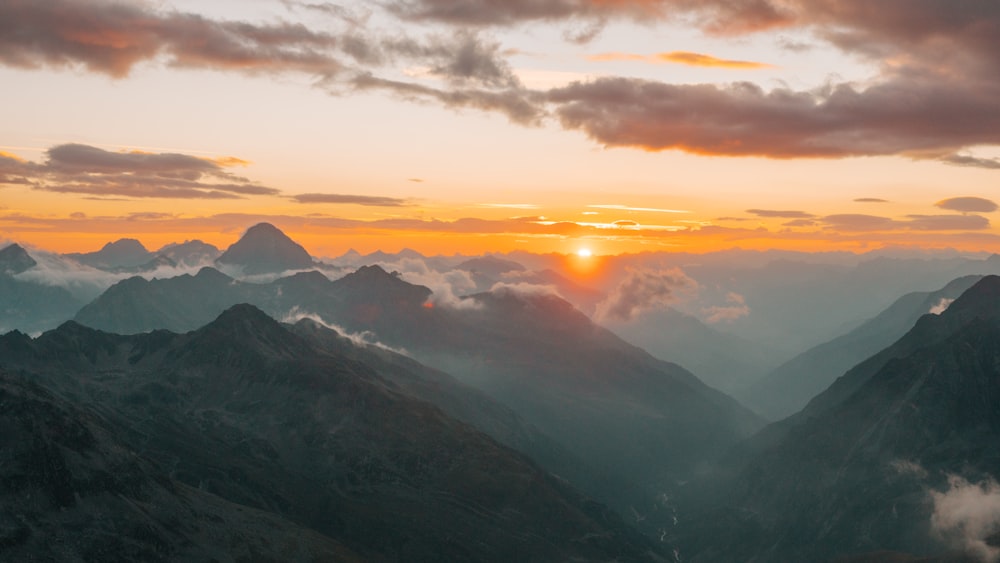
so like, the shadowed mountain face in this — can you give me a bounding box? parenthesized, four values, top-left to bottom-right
(676, 276, 1000, 562)
(0, 368, 361, 562)
(1, 305, 664, 562)
(741, 275, 984, 420)
(215, 223, 314, 275)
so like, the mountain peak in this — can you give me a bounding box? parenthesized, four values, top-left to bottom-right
(184, 304, 313, 362)
(0, 243, 37, 275)
(101, 238, 147, 253)
(941, 275, 1000, 321)
(216, 223, 314, 275)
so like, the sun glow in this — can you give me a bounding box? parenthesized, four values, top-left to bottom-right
(577, 248, 593, 258)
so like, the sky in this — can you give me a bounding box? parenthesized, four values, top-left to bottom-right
(2, 0, 1000, 257)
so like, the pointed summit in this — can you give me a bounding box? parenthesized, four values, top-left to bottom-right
(216, 223, 314, 275)
(182, 303, 314, 364)
(0, 243, 37, 275)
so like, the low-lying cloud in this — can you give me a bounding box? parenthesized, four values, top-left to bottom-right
(594, 267, 697, 323)
(931, 475, 1000, 562)
(701, 291, 750, 324)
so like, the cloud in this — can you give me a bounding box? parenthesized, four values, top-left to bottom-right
(546, 73, 1000, 159)
(821, 213, 988, 232)
(350, 71, 544, 125)
(588, 51, 771, 69)
(5, 1, 999, 166)
(489, 281, 562, 298)
(854, 198, 889, 203)
(594, 267, 696, 323)
(821, 214, 898, 232)
(905, 214, 990, 231)
(782, 219, 817, 227)
(936, 197, 1000, 214)
(746, 209, 814, 219)
(940, 154, 1000, 170)
(281, 306, 408, 353)
(0, 0, 344, 78)
(929, 298, 954, 315)
(17, 143, 279, 200)
(292, 193, 412, 206)
(383, 0, 793, 34)
(931, 475, 1000, 563)
(701, 291, 750, 324)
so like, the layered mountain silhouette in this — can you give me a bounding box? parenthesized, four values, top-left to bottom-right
(215, 222, 314, 274)
(742, 275, 983, 419)
(66, 238, 152, 269)
(156, 239, 220, 267)
(0, 244, 85, 334)
(73, 262, 762, 535)
(610, 306, 779, 395)
(0, 305, 663, 561)
(675, 275, 1000, 561)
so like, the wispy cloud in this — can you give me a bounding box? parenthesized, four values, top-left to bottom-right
(291, 193, 412, 206)
(3, 143, 278, 200)
(588, 51, 772, 69)
(587, 204, 690, 214)
(746, 209, 814, 219)
(935, 197, 999, 214)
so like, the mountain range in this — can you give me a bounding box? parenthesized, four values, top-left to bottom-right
(675, 276, 1000, 561)
(0, 304, 663, 561)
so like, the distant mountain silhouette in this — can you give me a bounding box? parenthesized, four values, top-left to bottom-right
(1, 305, 663, 561)
(215, 222, 314, 274)
(0, 243, 37, 275)
(610, 306, 779, 395)
(676, 276, 1000, 561)
(742, 275, 983, 419)
(0, 244, 85, 334)
(156, 239, 220, 266)
(66, 238, 152, 269)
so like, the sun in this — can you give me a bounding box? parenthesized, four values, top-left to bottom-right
(577, 248, 593, 258)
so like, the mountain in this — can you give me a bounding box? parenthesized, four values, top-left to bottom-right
(155, 239, 220, 267)
(0, 367, 360, 562)
(73, 267, 256, 334)
(215, 222, 314, 274)
(741, 275, 984, 419)
(676, 276, 1000, 561)
(0, 246, 85, 334)
(66, 238, 153, 269)
(609, 306, 779, 396)
(73, 264, 763, 537)
(1, 305, 664, 561)
(0, 243, 37, 274)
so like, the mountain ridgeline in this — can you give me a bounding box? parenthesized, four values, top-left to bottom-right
(0, 305, 662, 561)
(675, 275, 1000, 561)
(7, 222, 1000, 561)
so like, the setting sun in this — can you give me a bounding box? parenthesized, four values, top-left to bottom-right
(577, 248, 593, 258)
